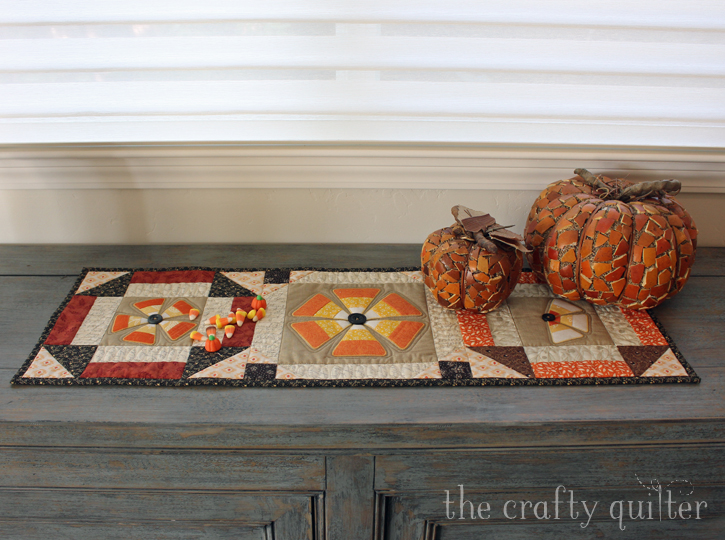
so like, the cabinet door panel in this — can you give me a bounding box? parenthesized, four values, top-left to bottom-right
(0, 448, 324, 491)
(379, 487, 724, 540)
(376, 445, 725, 491)
(0, 488, 317, 540)
(0, 521, 270, 540)
(376, 446, 725, 540)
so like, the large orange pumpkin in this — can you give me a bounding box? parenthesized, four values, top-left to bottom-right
(524, 169, 697, 309)
(422, 206, 527, 312)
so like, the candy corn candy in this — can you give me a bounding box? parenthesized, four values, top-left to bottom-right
(224, 324, 235, 339)
(207, 315, 217, 325)
(247, 309, 256, 320)
(218, 312, 237, 328)
(253, 307, 266, 322)
(205, 333, 222, 352)
(188, 308, 200, 321)
(190, 331, 205, 342)
(206, 325, 217, 337)
(235, 309, 247, 326)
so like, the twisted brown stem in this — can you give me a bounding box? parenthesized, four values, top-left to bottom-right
(573, 168, 681, 203)
(616, 179, 681, 202)
(574, 168, 612, 193)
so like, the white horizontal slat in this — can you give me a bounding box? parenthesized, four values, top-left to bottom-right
(0, 1, 723, 146)
(2, 36, 722, 75)
(1, 1, 723, 29)
(1, 81, 721, 120)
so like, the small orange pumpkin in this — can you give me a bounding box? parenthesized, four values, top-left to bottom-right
(524, 168, 697, 309)
(421, 206, 528, 312)
(251, 295, 267, 310)
(205, 333, 222, 352)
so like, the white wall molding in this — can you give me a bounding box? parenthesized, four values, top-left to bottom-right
(1, 143, 724, 192)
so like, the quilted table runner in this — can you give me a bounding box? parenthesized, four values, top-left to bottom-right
(11, 267, 698, 387)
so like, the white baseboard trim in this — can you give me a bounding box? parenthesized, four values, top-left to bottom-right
(1, 143, 724, 192)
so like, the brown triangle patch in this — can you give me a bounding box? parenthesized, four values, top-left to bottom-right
(468, 346, 534, 378)
(618, 346, 670, 377)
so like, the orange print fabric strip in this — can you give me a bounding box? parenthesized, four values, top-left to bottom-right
(457, 311, 495, 347)
(621, 309, 668, 346)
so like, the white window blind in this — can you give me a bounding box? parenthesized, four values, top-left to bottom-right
(0, 0, 723, 146)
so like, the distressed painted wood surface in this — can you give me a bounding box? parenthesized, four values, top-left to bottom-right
(2, 366, 723, 425)
(382, 487, 724, 540)
(0, 244, 424, 275)
(0, 489, 314, 540)
(0, 244, 720, 277)
(326, 456, 375, 539)
(376, 448, 725, 538)
(374, 446, 725, 492)
(0, 419, 722, 450)
(0, 244, 722, 539)
(0, 522, 271, 540)
(0, 247, 723, 425)
(0, 448, 324, 490)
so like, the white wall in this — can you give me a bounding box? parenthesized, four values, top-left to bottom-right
(1, 144, 722, 245)
(1, 188, 722, 246)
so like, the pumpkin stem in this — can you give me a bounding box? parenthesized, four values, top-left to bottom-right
(574, 168, 613, 194)
(615, 179, 682, 203)
(574, 168, 681, 203)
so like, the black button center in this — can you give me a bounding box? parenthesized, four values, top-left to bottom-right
(147, 314, 163, 325)
(541, 313, 556, 322)
(348, 313, 367, 325)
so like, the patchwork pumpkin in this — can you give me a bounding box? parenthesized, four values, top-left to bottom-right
(524, 168, 697, 309)
(422, 206, 528, 313)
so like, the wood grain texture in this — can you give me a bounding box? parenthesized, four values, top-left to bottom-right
(0, 244, 422, 275)
(0, 522, 270, 540)
(435, 521, 723, 540)
(375, 445, 725, 491)
(326, 456, 375, 540)
(0, 276, 75, 369)
(1, 265, 723, 425)
(0, 244, 722, 538)
(1, 368, 723, 425)
(0, 489, 314, 540)
(0, 245, 719, 277)
(0, 448, 324, 491)
(688, 247, 725, 276)
(651, 277, 725, 367)
(383, 487, 724, 540)
(0, 420, 723, 451)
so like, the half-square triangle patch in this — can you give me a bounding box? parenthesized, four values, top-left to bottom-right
(640, 348, 689, 377)
(466, 348, 528, 379)
(184, 346, 249, 379)
(76, 271, 131, 296)
(22, 348, 73, 379)
(468, 346, 534, 378)
(43, 345, 97, 377)
(618, 345, 671, 377)
(188, 349, 249, 379)
(210, 272, 262, 297)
